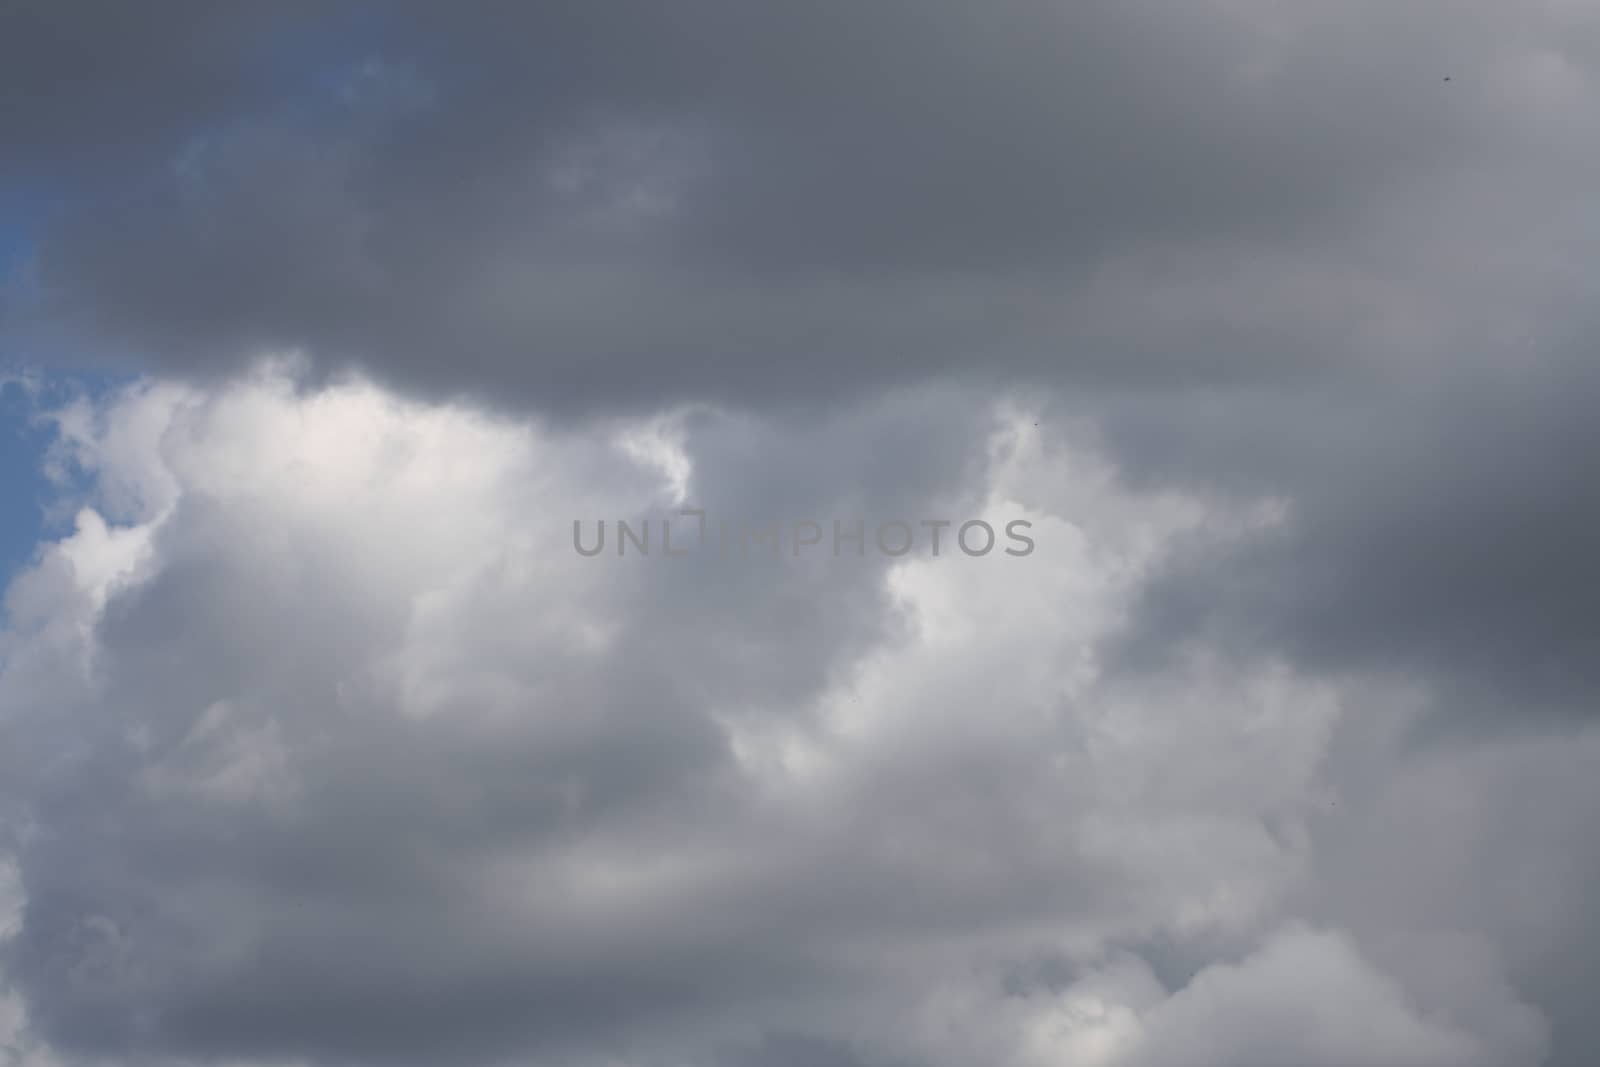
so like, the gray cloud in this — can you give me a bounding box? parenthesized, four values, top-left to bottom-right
(3, 373, 1560, 1067)
(1105, 347, 1600, 715)
(5, 2, 1600, 1065)
(8, 0, 1578, 408)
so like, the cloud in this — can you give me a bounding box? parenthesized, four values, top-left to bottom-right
(0, 368, 1557, 1066)
(9, 1, 1600, 714)
(1108, 349, 1600, 715)
(6, 0, 1593, 407)
(5, 3, 1600, 1064)
(1110, 925, 1544, 1067)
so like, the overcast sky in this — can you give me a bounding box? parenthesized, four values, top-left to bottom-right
(2, 2, 1599, 1065)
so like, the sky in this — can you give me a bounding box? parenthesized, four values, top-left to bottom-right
(1, 2, 1599, 1066)
(0, 383, 42, 584)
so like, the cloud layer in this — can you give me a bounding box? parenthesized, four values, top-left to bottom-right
(4, 2, 1600, 1064)
(0, 370, 1582, 1066)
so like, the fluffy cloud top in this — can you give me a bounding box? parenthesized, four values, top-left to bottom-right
(0, 369, 1574, 1067)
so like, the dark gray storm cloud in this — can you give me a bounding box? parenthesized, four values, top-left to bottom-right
(1109, 350, 1600, 714)
(4, 2, 1600, 1066)
(6, 0, 1568, 406)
